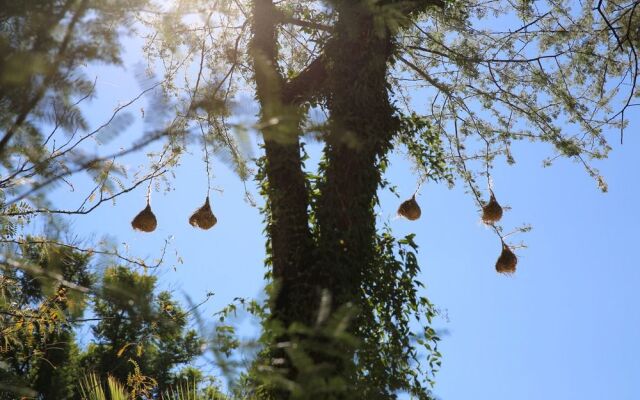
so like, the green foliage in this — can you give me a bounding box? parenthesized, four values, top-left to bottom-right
(252, 306, 359, 400)
(0, 0, 147, 160)
(0, 241, 92, 399)
(80, 372, 229, 400)
(163, 378, 229, 400)
(80, 373, 130, 400)
(81, 266, 203, 395)
(0, 246, 214, 399)
(356, 230, 441, 399)
(397, 112, 452, 185)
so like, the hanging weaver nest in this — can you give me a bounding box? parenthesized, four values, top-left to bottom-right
(131, 203, 157, 232)
(189, 196, 217, 230)
(482, 192, 503, 224)
(495, 243, 517, 274)
(398, 195, 421, 221)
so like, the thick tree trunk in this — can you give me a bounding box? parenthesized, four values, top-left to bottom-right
(309, 5, 399, 392)
(250, 0, 314, 328)
(315, 3, 398, 325)
(251, 1, 402, 397)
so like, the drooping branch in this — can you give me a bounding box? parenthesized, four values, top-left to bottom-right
(4, 129, 169, 207)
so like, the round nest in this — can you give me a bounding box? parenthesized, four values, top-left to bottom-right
(495, 244, 517, 274)
(131, 203, 157, 232)
(482, 194, 503, 224)
(189, 196, 217, 230)
(398, 196, 421, 221)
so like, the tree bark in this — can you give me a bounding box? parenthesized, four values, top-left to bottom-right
(251, 1, 402, 397)
(315, 2, 398, 324)
(304, 3, 400, 395)
(250, 0, 315, 329)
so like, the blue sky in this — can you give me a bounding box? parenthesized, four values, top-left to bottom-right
(41, 26, 640, 400)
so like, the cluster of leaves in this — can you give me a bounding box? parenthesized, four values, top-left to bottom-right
(0, 241, 214, 399)
(0, 4, 228, 397)
(79, 371, 229, 400)
(1, 0, 141, 170)
(356, 231, 441, 399)
(0, 241, 91, 399)
(396, 112, 453, 185)
(81, 266, 203, 394)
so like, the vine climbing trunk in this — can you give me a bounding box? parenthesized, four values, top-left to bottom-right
(250, 2, 326, 397)
(311, 3, 400, 390)
(250, 1, 416, 398)
(316, 3, 398, 308)
(250, 0, 314, 329)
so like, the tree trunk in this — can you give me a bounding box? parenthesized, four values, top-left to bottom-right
(250, 0, 314, 328)
(311, 4, 399, 391)
(315, 5, 398, 316)
(250, 1, 399, 397)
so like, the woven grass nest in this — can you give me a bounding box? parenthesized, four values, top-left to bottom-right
(131, 203, 157, 232)
(495, 243, 517, 274)
(189, 196, 217, 230)
(481, 193, 503, 224)
(398, 195, 421, 221)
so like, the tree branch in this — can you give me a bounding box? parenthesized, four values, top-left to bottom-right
(282, 54, 328, 104)
(277, 13, 333, 32)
